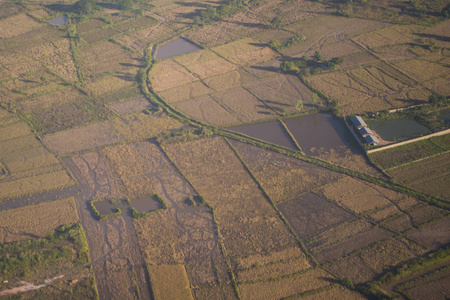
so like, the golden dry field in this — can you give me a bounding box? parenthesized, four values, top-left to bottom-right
(1, 0, 449, 298)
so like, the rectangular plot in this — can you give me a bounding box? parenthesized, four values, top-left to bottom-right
(164, 137, 298, 258)
(2, 147, 60, 173)
(0, 170, 74, 200)
(82, 27, 120, 44)
(17, 87, 84, 113)
(0, 122, 32, 142)
(173, 95, 239, 126)
(212, 38, 278, 66)
(213, 87, 277, 122)
(408, 217, 450, 249)
(150, 60, 197, 92)
(0, 135, 41, 156)
(204, 69, 258, 92)
(0, 197, 78, 243)
(113, 16, 157, 32)
(107, 97, 151, 115)
(159, 81, 213, 104)
(238, 268, 333, 300)
(148, 265, 193, 300)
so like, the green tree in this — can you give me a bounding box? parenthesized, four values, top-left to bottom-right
(295, 100, 303, 111)
(313, 51, 322, 61)
(270, 16, 282, 29)
(74, 0, 96, 15)
(312, 92, 318, 107)
(118, 0, 133, 11)
(269, 39, 282, 51)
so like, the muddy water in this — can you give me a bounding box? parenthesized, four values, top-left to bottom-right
(283, 113, 358, 155)
(94, 200, 121, 216)
(155, 38, 201, 60)
(130, 197, 161, 213)
(438, 108, 450, 125)
(48, 16, 67, 25)
(367, 118, 429, 142)
(229, 120, 299, 150)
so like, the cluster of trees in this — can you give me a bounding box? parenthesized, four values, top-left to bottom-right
(194, 0, 258, 25)
(280, 52, 344, 77)
(269, 35, 306, 51)
(74, 0, 132, 15)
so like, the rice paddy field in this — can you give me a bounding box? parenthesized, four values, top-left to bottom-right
(1, 0, 449, 299)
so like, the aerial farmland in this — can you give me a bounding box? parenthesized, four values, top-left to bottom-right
(0, 0, 449, 299)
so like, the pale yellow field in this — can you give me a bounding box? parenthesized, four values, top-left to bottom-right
(0, 169, 74, 200)
(0, 13, 42, 38)
(85, 73, 137, 97)
(2, 146, 60, 173)
(353, 24, 426, 49)
(148, 265, 194, 300)
(43, 112, 182, 155)
(0, 197, 79, 243)
(150, 60, 197, 91)
(0, 122, 32, 142)
(394, 59, 449, 83)
(17, 87, 84, 112)
(158, 81, 213, 104)
(203, 69, 258, 92)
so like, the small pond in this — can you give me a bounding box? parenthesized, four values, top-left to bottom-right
(155, 38, 201, 60)
(367, 118, 429, 141)
(94, 200, 120, 216)
(130, 196, 162, 213)
(48, 16, 67, 25)
(283, 113, 358, 155)
(229, 120, 298, 150)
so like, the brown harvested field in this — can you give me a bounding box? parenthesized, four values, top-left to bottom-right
(148, 265, 193, 300)
(21, 38, 70, 60)
(421, 19, 450, 48)
(400, 268, 450, 300)
(232, 246, 306, 271)
(0, 169, 74, 200)
(43, 112, 182, 155)
(394, 59, 449, 83)
(203, 69, 258, 92)
(0, 122, 32, 142)
(76, 19, 106, 33)
(1, 147, 60, 173)
(212, 38, 278, 67)
(174, 49, 237, 79)
(163, 136, 299, 258)
(308, 66, 429, 115)
(408, 216, 450, 250)
(212, 87, 277, 122)
(230, 139, 343, 203)
(130, 23, 174, 45)
(235, 256, 311, 283)
(0, 13, 42, 38)
(45, 58, 78, 82)
(424, 75, 450, 96)
(244, 73, 317, 115)
(2, 70, 60, 92)
(278, 192, 354, 238)
(0, 135, 41, 157)
(0, 197, 78, 243)
(173, 95, 240, 126)
(158, 81, 213, 104)
(80, 41, 140, 77)
(314, 177, 395, 214)
(238, 268, 334, 300)
(300, 286, 366, 299)
(353, 24, 427, 49)
(16, 87, 85, 113)
(150, 60, 197, 92)
(81, 27, 120, 44)
(252, 29, 294, 44)
(0, 51, 42, 78)
(85, 73, 137, 96)
(387, 152, 450, 201)
(99, 141, 236, 297)
(306, 219, 393, 263)
(327, 237, 427, 284)
(106, 97, 152, 115)
(113, 16, 157, 32)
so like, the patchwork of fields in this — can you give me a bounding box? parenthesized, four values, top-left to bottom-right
(0, 0, 449, 299)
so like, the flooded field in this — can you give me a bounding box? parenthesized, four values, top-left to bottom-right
(129, 196, 162, 213)
(48, 16, 67, 25)
(93, 199, 122, 216)
(438, 108, 450, 125)
(155, 38, 201, 60)
(228, 120, 298, 150)
(367, 118, 429, 141)
(283, 113, 358, 155)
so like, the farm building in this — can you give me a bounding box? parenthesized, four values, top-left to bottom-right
(365, 135, 380, 146)
(350, 116, 367, 129)
(359, 127, 373, 137)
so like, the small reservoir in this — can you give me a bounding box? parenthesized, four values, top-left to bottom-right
(155, 38, 201, 60)
(367, 118, 429, 141)
(48, 16, 68, 25)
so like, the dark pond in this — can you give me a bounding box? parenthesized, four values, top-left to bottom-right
(130, 196, 161, 213)
(155, 38, 201, 60)
(94, 199, 120, 216)
(48, 16, 68, 25)
(367, 118, 429, 141)
(437, 108, 450, 125)
(283, 113, 359, 155)
(229, 120, 298, 150)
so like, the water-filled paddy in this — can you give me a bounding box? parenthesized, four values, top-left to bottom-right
(437, 108, 450, 125)
(155, 38, 201, 60)
(229, 120, 298, 150)
(129, 196, 162, 213)
(283, 113, 358, 155)
(48, 16, 67, 25)
(367, 118, 429, 141)
(94, 199, 120, 216)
